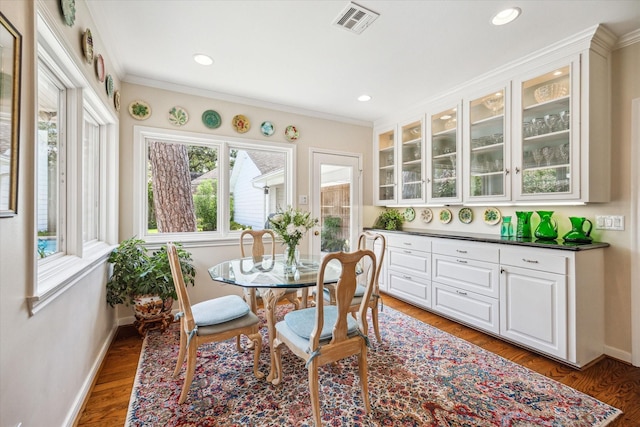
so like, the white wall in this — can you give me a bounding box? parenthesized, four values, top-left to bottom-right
(0, 2, 123, 426)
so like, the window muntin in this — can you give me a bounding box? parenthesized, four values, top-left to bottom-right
(137, 128, 294, 242)
(37, 64, 65, 260)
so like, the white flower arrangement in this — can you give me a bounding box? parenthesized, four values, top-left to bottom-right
(269, 206, 319, 249)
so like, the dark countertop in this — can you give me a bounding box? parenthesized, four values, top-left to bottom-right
(365, 228, 609, 251)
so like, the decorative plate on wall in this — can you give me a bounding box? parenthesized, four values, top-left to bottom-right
(95, 54, 105, 82)
(82, 28, 94, 64)
(403, 207, 416, 222)
(113, 90, 121, 112)
(232, 114, 251, 133)
(202, 110, 221, 129)
(285, 125, 299, 142)
(421, 208, 433, 223)
(483, 207, 502, 225)
(439, 208, 452, 224)
(260, 121, 275, 136)
(61, 0, 76, 26)
(105, 74, 114, 98)
(458, 207, 473, 224)
(169, 106, 189, 126)
(128, 100, 151, 120)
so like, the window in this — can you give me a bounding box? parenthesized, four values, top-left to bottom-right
(36, 64, 65, 260)
(134, 127, 295, 243)
(30, 12, 118, 314)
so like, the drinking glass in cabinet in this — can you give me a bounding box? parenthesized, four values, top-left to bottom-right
(544, 114, 560, 133)
(559, 110, 570, 130)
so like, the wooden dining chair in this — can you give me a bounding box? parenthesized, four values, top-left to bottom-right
(273, 249, 376, 426)
(324, 231, 386, 342)
(167, 243, 264, 404)
(240, 229, 301, 312)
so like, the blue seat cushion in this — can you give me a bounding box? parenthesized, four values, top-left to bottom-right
(284, 305, 358, 341)
(191, 294, 250, 327)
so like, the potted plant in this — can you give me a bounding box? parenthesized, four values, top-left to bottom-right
(106, 237, 196, 331)
(374, 208, 405, 230)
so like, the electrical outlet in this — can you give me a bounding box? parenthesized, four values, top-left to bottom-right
(595, 215, 625, 230)
(298, 195, 308, 205)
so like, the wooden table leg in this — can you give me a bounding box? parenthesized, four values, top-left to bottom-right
(259, 288, 286, 384)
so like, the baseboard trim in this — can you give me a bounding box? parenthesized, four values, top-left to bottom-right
(604, 345, 632, 364)
(65, 324, 119, 427)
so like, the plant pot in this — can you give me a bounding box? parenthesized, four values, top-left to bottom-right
(133, 294, 174, 320)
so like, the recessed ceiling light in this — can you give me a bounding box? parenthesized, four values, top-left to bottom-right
(358, 94, 372, 102)
(553, 70, 563, 76)
(193, 54, 213, 66)
(492, 7, 521, 26)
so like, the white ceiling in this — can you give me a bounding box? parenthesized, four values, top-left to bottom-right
(85, 0, 640, 125)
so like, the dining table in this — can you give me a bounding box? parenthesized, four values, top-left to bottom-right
(208, 254, 343, 384)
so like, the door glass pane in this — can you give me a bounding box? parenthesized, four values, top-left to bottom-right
(377, 129, 395, 202)
(37, 66, 63, 259)
(521, 65, 571, 194)
(320, 164, 352, 254)
(469, 89, 506, 197)
(431, 108, 458, 199)
(400, 120, 422, 200)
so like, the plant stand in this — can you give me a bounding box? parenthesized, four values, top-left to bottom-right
(134, 312, 173, 336)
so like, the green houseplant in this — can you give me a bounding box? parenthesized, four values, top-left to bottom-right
(374, 208, 405, 231)
(106, 238, 196, 324)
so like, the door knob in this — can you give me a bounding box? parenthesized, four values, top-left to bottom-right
(314, 231, 320, 236)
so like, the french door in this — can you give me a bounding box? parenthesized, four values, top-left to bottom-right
(310, 150, 361, 257)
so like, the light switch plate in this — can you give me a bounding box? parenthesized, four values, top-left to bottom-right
(298, 195, 308, 205)
(595, 215, 625, 230)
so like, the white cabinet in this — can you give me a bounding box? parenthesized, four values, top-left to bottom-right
(384, 233, 432, 309)
(431, 240, 500, 333)
(374, 125, 397, 205)
(398, 118, 424, 203)
(374, 26, 612, 206)
(463, 84, 512, 202)
(377, 231, 606, 367)
(426, 101, 463, 203)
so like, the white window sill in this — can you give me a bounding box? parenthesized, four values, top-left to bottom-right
(29, 242, 115, 316)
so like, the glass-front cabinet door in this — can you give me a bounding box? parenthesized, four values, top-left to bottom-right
(465, 86, 510, 201)
(427, 103, 462, 203)
(374, 126, 397, 205)
(399, 118, 423, 203)
(514, 61, 577, 200)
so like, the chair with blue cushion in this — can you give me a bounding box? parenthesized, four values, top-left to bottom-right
(167, 243, 264, 404)
(273, 249, 376, 426)
(240, 229, 302, 312)
(324, 231, 386, 342)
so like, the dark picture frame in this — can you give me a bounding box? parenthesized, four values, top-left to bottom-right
(0, 12, 22, 217)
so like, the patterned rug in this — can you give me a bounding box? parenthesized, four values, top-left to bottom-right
(126, 306, 621, 426)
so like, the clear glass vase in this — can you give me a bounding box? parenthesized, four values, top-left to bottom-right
(284, 243, 299, 275)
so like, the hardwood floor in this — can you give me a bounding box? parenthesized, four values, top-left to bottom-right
(75, 295, 640, 426)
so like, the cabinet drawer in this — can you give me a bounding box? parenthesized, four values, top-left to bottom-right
(386, 233, 432, 252)
(388, 247, 430, 275)
(432, 254, 499, 298)
(432, 239, 499, 263)
(388, 270, 431, 308)
(432, 282, 499, 334)
(500, 247, 567, 275)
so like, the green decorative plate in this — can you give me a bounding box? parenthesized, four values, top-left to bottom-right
(483, 207, 502, 225)
(61, 0, 76, 26)
(439, 208, 452, 224)
(128, 100, 151, 120)
(458, 207, 473, 224)
(403, 207, 416, 222)
(169, 106, 189, 126)
(202, 110, 221, 129)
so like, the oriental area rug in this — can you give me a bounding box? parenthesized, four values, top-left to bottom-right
(126, 306, 621, 426)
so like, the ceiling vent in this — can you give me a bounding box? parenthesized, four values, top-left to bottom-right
(332, 2, 379, 35)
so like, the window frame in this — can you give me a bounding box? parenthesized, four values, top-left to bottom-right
(133, 126, 296, 245)
(29, 12, 118, 315)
